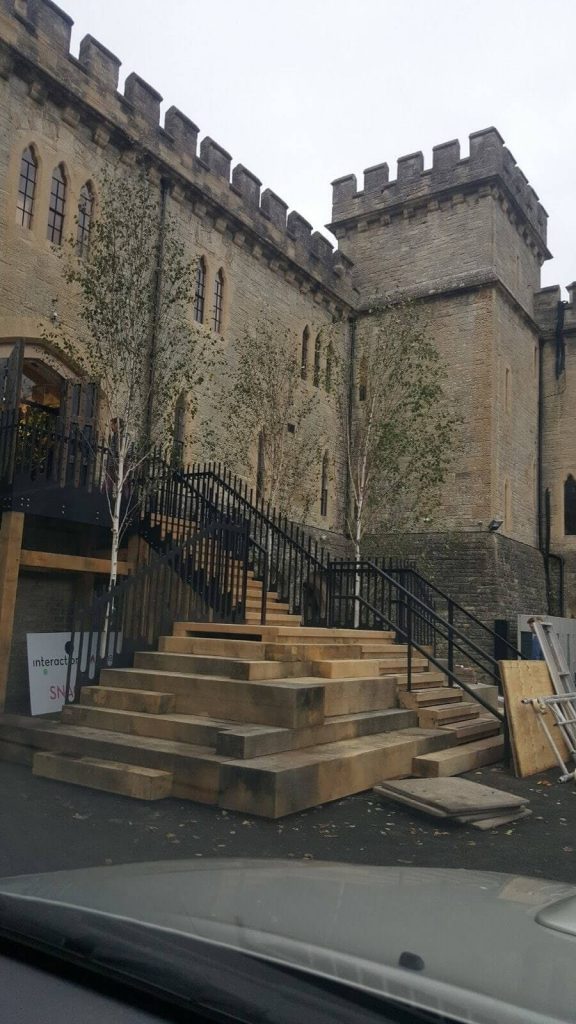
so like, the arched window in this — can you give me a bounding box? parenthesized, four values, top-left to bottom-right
(565, 475, 576, 535)
(47, 164, 67, 245)
(301, 327, 309, 380)
(325, 343, 333, 391)
(172, 394, 186, 466)
(16, 146, 37, 229)
(320, 451, 329, 517)
(212, 268, 224, 333)
(313, 334, 321, 387)
(76, 182, 94, 257)
(193, 258, 206, 323)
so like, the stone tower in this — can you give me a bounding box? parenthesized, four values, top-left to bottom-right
(329, 128, 553, 621)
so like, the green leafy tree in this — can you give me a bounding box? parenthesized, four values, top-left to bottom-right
(46, 170, 216, 590)
(338, 300, 458, 614)
(205, 315, 332, 521)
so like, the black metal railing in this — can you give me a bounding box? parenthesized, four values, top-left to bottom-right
(0, 409, 113, 523)
(324, 559, 507, 715)
(326, 558, 436, 644)
(65, 517, 250, 700)
(186, 462, 332, 620)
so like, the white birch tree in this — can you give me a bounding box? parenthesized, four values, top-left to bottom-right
(339, 298, 458, 566)
(205, 315, 333, 521)
(47, 170, 216, 591)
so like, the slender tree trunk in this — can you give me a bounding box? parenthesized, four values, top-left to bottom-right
(353, 509, 362, 629)
(101, 448, 125, 661)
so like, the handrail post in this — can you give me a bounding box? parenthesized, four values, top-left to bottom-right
(448, 599, 455, 686)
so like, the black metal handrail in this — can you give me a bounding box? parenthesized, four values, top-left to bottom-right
(375, 561, 522, 660)
(65, 517, 250, 700)
(186, 463, 330, 619)
(354, 592, 503, 722)
(326, 559, 509, 702)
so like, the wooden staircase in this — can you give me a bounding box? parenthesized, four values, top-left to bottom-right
(0, 580, 504, 816)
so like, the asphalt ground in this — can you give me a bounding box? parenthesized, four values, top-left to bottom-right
(1, 761, 576, 882)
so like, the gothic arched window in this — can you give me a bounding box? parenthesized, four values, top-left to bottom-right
(301, 327, 309, 380)
(47, 164, 67, 245)
(313, 334, 321, 387)
(16, 146, 37, 229)
(77, 181, 94, 257)
(194, 257, 206, 323)
(212, 268, 224, 333)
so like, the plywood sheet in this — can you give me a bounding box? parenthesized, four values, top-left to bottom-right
(499, 661, 571, 777)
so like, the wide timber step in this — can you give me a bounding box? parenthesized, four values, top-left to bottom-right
(218, 728, 454, 818)
(99, 668, 326, 728)
(399, 687, 464, 709)
(78, 686, 176, 714)
(171, 622, 394, 641)
(313, 656, 428, 679)
(3, 718, 225, 802)
(61, 703, 418, 758)
(33, 751, 173, 800)
(411, 734, 505, 777)
(133, 650, 309, 681)
(418, 702, 481, 727)
(440, 716, 501, 744)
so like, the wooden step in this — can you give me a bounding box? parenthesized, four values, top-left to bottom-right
(313, 656, 427, 679)
(399, 687, 463, 709)
(33, 751, 173, 800)
(418, 703, 480, 727)
(171, 622, 395, 641)
(440, 717, 501, 745)
(2, 717, 224, 803)
(62, 705, 236, 746)
(397, 672, 448, 690)
(263, 642, 401, 662)
(133, 651, 308, 681)
(245, 597, 290, 612)
(244, 613, 302, 625)
(219, 728, 454, 818)
(411, 734, 505, 778)
(159, 636, 270, 659)
(79, 686, 175, 714)
(216, 708, 418, 758)
(100, 668, 326, 728)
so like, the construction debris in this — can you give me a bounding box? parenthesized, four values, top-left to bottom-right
(373, 777, 530, 829)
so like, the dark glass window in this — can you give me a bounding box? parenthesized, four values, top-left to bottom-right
(172, 394, 186, 466)
(256, 430, 265, 503)
(320, 452, 328, 517)
(565, 475, 576, 535)
(212, 269, 224, 333)
(77, 182, 94, 257)
(301, 327, 309, 380)
(313, 335, 321, 387)
(194, 258, 206, 323)
(17, 146, 37, 229)
(359, 384, 367, 402)
(325, 344, 333, 391)
(47, 165, 67, 245)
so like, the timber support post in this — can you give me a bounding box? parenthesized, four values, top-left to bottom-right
(0, 511, 24, 712)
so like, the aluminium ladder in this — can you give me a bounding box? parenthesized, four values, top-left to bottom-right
(523, 617, 576, 782)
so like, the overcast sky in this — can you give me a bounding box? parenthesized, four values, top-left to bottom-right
(62, 0, 574, 293)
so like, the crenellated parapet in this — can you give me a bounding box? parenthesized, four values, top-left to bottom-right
(535, 283, 576, 338)
(0, 0, 355, 308)
(330, 128, 549, 259)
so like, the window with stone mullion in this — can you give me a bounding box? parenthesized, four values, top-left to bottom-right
(47, 167, 66, 245)
(194, 259, 206, 323)
(212, 269, 224, 333)
(16, 147, 37, 228)
(76, 183, 93, 257)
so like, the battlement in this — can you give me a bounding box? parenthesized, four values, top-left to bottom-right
(0, 0, 353, 302)
(330, 128, 548, 254)
(535, 283, 576, 336)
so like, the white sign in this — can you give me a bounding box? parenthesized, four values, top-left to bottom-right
(27, 632, 84, 716)
(26, 632, 119, 716)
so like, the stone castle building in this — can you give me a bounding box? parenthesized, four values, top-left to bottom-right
(0, 0, 574, 639)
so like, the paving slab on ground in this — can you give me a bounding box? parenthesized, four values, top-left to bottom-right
(0, 762, 575, 885)
(373, 778, 528, 818)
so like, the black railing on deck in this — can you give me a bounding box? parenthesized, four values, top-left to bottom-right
(65, 517, 250, 700)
